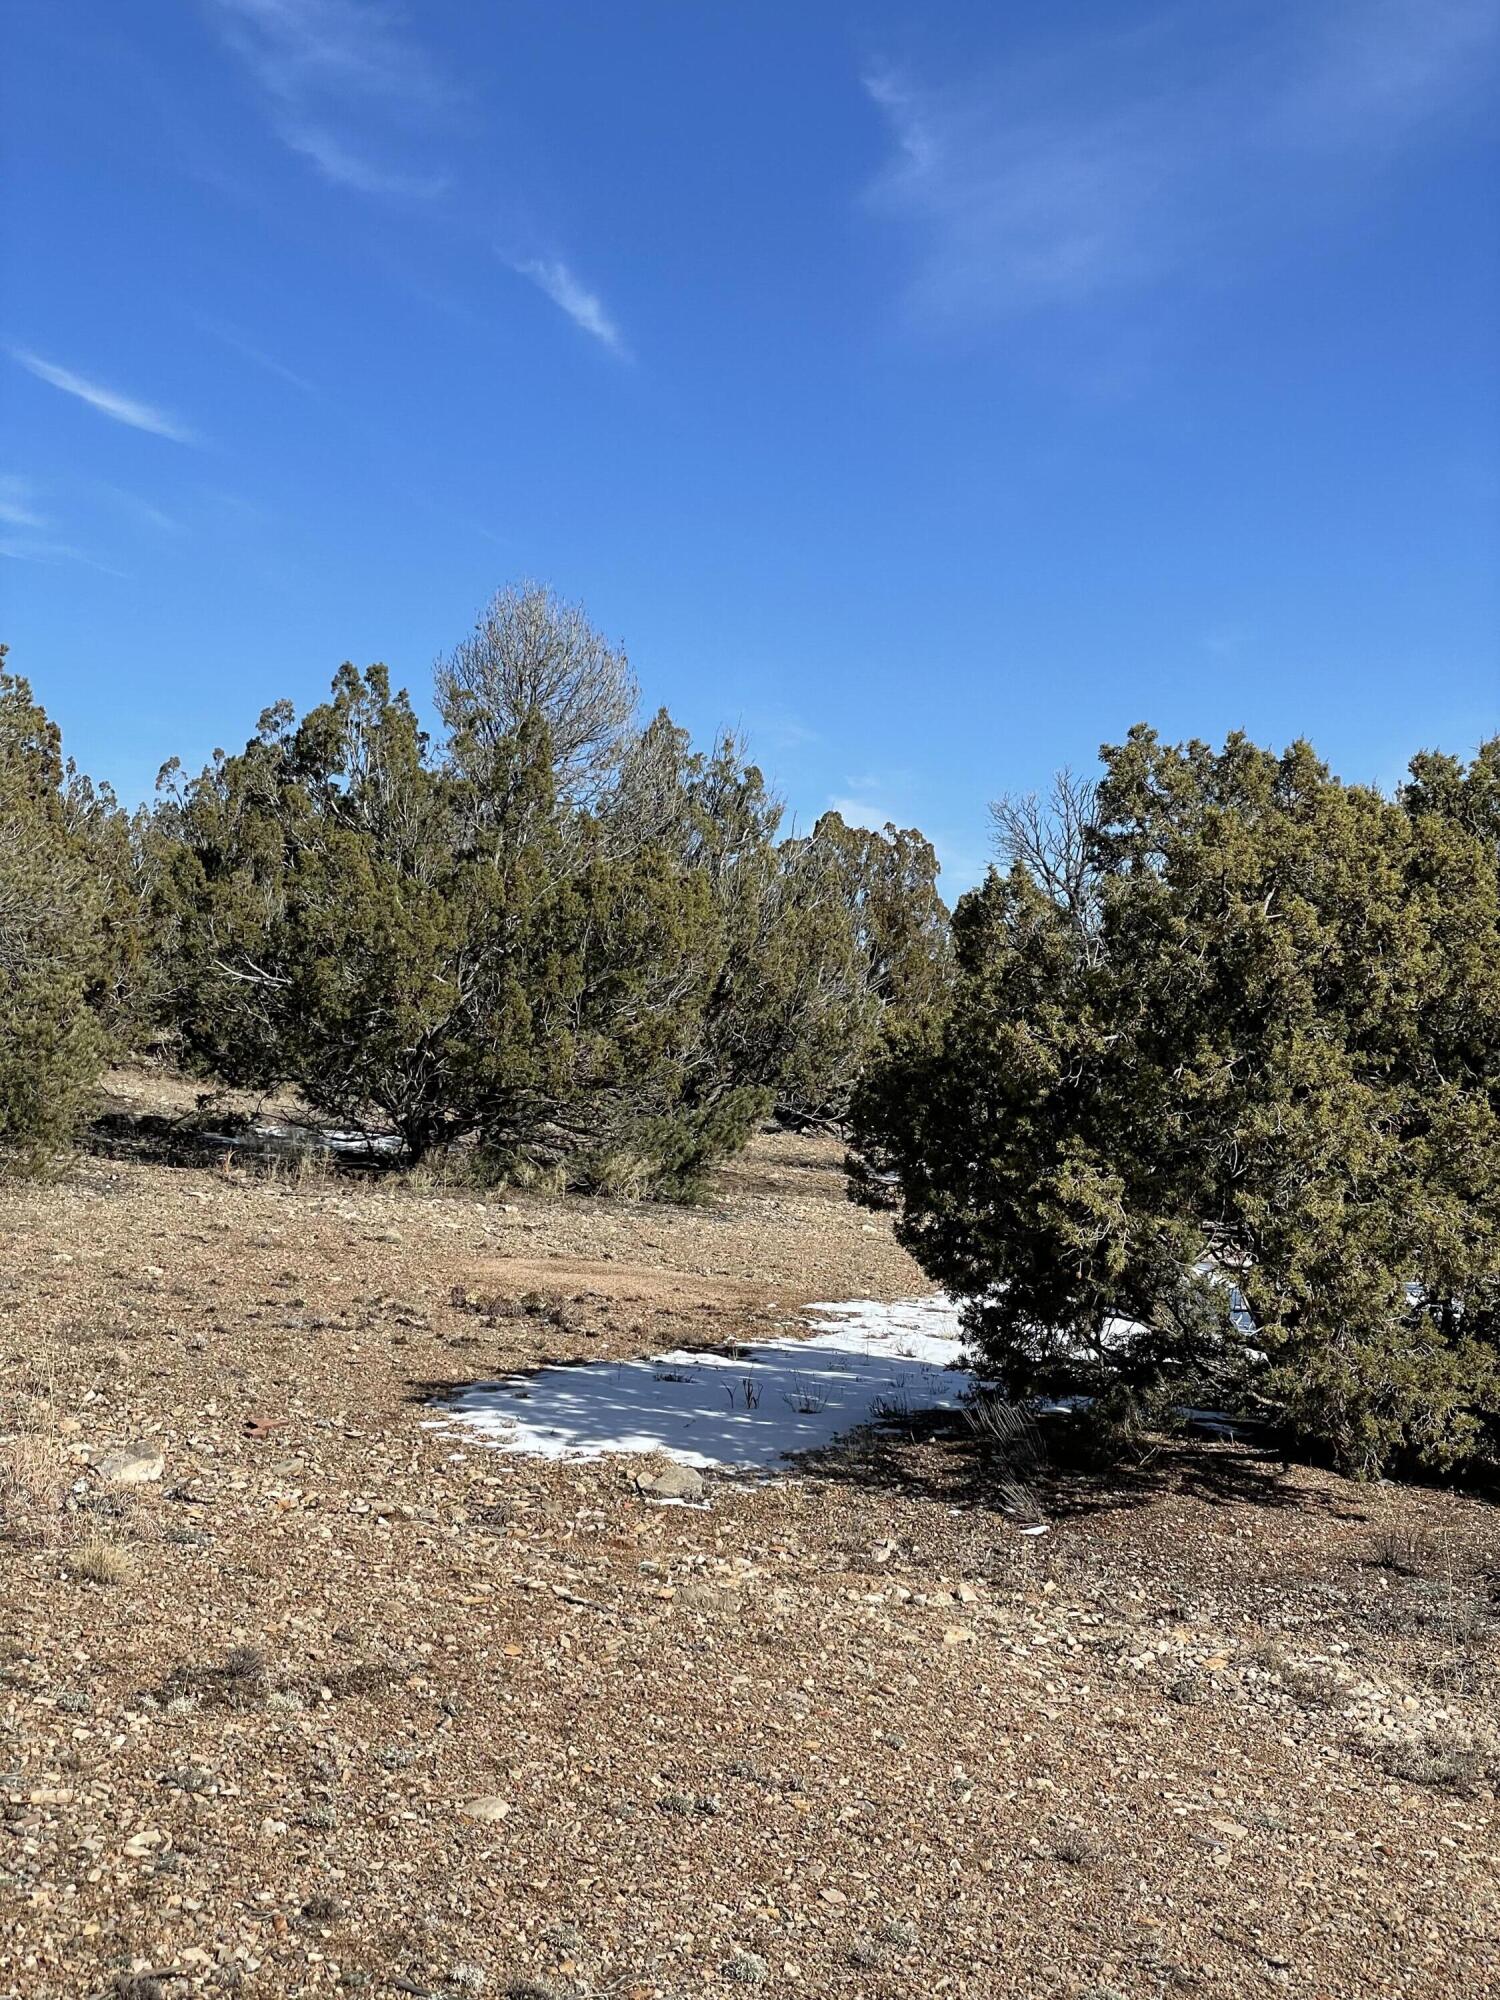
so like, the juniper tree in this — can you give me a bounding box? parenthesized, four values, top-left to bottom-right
(160, 663, 722, 1168)
(0, 651, 117, 1172)
(851, 726, 1500, 1476)
(157, 587, 954, 1191)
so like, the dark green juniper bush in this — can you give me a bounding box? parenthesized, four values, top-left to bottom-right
(850, 728, 1500, 1477)
(0, 648, 138, 1175)
(142, 587, 946, 1192)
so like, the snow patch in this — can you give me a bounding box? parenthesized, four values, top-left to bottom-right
(437, 1294, 974, 1472)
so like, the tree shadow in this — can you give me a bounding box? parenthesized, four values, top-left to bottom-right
(85, 1107, 400, 1174)
(741, 1406, 1370, 1525)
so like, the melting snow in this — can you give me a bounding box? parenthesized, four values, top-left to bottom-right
(439, 1295, 974, 1472)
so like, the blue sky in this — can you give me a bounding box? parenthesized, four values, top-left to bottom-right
(3, 0, 1497, 887)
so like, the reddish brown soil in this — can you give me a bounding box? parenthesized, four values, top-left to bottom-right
(1, 1073, 1496, 1999)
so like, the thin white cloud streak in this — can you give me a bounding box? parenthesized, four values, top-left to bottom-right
(0, 535, 129, 579)
(514, 258, 630, 357)
(194, 317, 319, 394)
(863, 0, 1500, 328)
(9, 351, 197, 443)
(93, 483, 188, 537)
(280, 121, 448, 197)
(209, 0, 447, 107)
(1278, 0, 1500, 145)
(207, 0, 450, 198)
(0, 475, 49, 531)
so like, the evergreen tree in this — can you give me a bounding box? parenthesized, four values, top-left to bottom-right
(851, 727, 1500, 1476)
(0, 651, 118, 1173)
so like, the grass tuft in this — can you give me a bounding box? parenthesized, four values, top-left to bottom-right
(67, 1534, 134, 1585)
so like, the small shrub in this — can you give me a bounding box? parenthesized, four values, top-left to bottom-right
(1366, 1583, 1494, 1645)
(568, 1147, 649, 1200)
(1050, 1825, 1099, 1866)
(0, 1433, 65, 1540)
(876, 1918, 920, 1947)
(67, 1535, 134, 1586)
(723, 1952, 770, 1988)
(964, 1392, 1047, 1521)
(1369, 1526, 1434, 1576)
(1278, 1659, 1341, 1707)
(156, 1644, 269, 1710)
(1377, 1731, 1491, 1792)
(1237, 1632, 1287, 1674)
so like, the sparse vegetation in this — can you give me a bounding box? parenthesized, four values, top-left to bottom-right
(3, 1110, 1499, 1998)
(1373, 1729, 1498, 1793)
(66, 1534, 134, 1586)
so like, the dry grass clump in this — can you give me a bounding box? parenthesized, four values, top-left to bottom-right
(1375, 1730, 1493, 1792)
(66, 1533, 134, 1586)
(155, 1644, 271, 1710)
(1050, 1824, 1101, 1866)
(964, 1393, 1048, 1524)
(0, 1431, 66, 1541)
(1369, 1525, 1436, 1576)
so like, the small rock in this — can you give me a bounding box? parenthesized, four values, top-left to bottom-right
(633, 1464, 705, 1503)
(94, 1443, 165, 1487)
(459, 1795, 512, 1822)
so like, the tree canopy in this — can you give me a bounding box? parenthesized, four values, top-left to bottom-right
(150, 593, 947, 1191)
(0, 650, 132, 1174)
(851, 726, 1500, 1476)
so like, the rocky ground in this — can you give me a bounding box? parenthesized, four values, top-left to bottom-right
(2, 1072, 1498, 1999)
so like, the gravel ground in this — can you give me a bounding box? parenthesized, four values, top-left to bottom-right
(2, 1076, 1497, 1999)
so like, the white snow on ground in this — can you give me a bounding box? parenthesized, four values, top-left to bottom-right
(439, 1294, 975, 1472)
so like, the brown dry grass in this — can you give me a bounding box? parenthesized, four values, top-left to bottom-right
(65, 1532, 135, 1586)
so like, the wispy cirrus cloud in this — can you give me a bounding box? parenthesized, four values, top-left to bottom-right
(863, 0, 1500, 330)
(280, 122, 447, 197)
(512, 258, 630, 358)
(10, 351, 197, 442)
(93, 483, 188, 538)
(194, 316, 318, 395)
(0, 474, 49, 531)
(0, 536, 123, 577)
(207, 0, 450, 198)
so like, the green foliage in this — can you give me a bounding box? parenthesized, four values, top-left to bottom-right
(158, 665, 711, 1166)
(851, 726, 1500, 1477)
(154, 616, 952, 1188)
(2, 588, 952, 1195)
(0, 652, 117, 1173)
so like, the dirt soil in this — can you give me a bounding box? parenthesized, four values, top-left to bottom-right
(2, 1071, 1497, 2000)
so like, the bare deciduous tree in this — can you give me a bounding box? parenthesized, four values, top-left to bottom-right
(989, 768, 1100, 938)
(436, 583, 638, 804)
